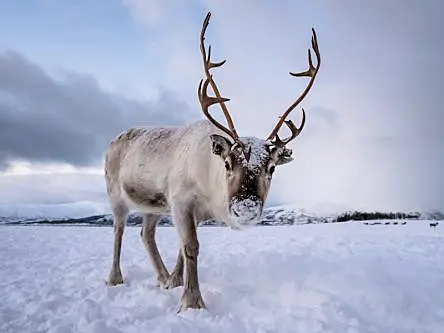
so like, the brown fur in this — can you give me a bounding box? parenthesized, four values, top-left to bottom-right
(123, 183, 168, 208)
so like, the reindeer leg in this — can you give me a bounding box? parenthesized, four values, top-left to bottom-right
(172, 201, 206, 312)
(141, 214, 170, 287)
(108, 203, 129, 285)
(165, 249, 184, 289)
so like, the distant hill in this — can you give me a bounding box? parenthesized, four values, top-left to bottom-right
(1, 207, 442, 226)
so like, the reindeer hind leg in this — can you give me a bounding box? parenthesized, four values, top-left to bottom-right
(165, 249, 184, 289)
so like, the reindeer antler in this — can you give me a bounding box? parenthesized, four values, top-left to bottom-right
(198, 12, 240, 142)
(267, 28, 321, 147)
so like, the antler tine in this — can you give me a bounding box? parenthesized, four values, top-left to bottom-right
(289, 28, 320, 78)
(267, 28, 321, 144)
(199, 11, 239, 141)
(198, 77, 235, 139)
(271, 108, 306, 148)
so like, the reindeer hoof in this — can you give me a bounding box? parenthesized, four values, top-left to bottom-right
(178, 290, 206, 312)
(107, 270, 124, 286)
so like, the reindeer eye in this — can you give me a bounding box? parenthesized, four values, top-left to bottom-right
(269, 165, 275, 175)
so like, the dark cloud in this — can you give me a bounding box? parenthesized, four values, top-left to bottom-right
(375, 136, 396, 145)
(308, 106, 339, 127)
(286, 105, 341, 141)
(0, 50, 199, 169)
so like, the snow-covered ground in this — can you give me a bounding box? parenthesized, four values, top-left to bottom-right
(1, 222, 443, 333)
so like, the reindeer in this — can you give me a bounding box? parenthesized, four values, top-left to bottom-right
(104, 12, 321, 312)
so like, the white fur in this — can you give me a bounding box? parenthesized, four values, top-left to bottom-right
(107, 119, 241, 228)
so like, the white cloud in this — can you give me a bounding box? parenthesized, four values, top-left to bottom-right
(121, 0, 194, 27)
(1, 161, 103, 176)
(122, 0, 166, 25)
(0, 173, 110, 218)
(0, 173, 107, 205)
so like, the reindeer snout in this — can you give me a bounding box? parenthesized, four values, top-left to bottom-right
(230, 197, 263, 224)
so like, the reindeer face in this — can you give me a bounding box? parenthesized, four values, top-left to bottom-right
(210, 134, 293, 225)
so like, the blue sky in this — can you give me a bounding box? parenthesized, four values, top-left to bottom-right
(1, 1, 156, 96)
(0, 0, 443, 216)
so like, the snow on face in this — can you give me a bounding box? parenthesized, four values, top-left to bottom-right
(236, 137, 272, 174)
(230, 196, 262, 227)
(227, 137, 273, 225)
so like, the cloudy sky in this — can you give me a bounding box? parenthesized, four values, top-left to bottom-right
(0, 0, 443, 217)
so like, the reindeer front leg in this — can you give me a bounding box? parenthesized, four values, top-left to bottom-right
(172, 200, 206, 312)
(107, 203, 129, 286)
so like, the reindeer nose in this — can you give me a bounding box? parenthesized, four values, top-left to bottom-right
(230, 197, 262, 224)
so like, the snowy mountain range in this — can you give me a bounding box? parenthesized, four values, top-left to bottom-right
(1, 206, 442, 226)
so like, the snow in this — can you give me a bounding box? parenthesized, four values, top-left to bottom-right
(1, 222, 443, 333)
(238, 137, 270, 170)
(229, 197, 262, 226)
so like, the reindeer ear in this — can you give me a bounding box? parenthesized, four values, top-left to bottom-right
(210, 134, 232, 158)
(274, 147, 294, 165)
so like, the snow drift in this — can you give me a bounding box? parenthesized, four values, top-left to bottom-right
(1, 222, 443, 332)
